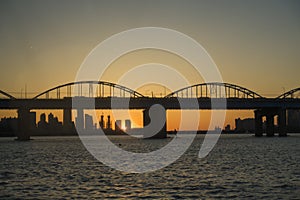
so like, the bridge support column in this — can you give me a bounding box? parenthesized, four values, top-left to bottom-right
(17, 108, 31, 141)
(143, 106, 167, 139)
(266, 114, 275, 137)
(76, 109, 84, 131)
(254, 110, 263, 137)
(278, 109, 287, 137)
(63, 108, 72, 131)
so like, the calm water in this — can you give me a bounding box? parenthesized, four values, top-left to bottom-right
(0, 134, 299, 199)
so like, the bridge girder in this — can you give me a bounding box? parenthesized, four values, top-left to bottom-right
(165, 82, 263, 99)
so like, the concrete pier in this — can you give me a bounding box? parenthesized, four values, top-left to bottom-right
(266, 113, 275, 137)
(17, 108, 31, 140)
(63, 108, 72, 130)
(254, 108, 287, 137)
(278, 109, 287, 137)
(76, 109, 84, 131)
(143, 106, 167, 139)
(255, 110, 263, 137)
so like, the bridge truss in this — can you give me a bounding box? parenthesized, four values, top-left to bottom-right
(3, 81, 300, 100)
(165, 82, 263, 99)
(33, 81, 145, 99)
(0, 90, 15, 99)
(276, 88, 300, 99)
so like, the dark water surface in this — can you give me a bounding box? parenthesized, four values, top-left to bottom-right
(0, 134, 299, 199)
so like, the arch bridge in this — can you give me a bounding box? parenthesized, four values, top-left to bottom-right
(0, 90, 15, 99)
(5, 81, 300, 100)
(165, 82, 263, 99)
(33, 81, 266, 99)
(276, 88, 300, 99)
(33, 81, 145, 99)
(2, 81, 300, 140)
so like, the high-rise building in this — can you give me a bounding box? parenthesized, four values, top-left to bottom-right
(107, 115, 111, 130)
(85, 114, 93, 130)
(75, 109, 84, 130)
(38, 113, 47, 129)
(63, 108, 72, 129)
(40, 113, 46, 122)
(125, 119, 131, 130)
(48, 113, 54, 122)
(99, 114, 104, 129)
(115, 120, 122, 131)
(48, 113, 62, 130)
(224, 124, 231, 132)
(235, 118, 255, 133)
(0, 117, 18, 133)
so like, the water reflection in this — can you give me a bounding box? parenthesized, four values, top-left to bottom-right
(0, 134, 299, 199)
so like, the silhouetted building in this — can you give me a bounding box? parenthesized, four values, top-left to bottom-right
(107, 115, 111, 130)
(214, 126, 221, 132)
(48, 113, 54, 123)
(224, 124, 231, 132)
(99, 114, 105, 129)
(85, 114, 94, 130)
(235, 118, 255, 133)
(37, 112, 63, 132)
(48, 113, 62, 130)
(0, 117, 18, 135)
(38, 113, 48, 130)
(75, 109, 84, 130)
(115, 120, 122, 131)
(125, 119, 131, 130)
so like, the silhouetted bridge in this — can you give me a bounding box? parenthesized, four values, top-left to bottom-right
(1, 81, 300, 140)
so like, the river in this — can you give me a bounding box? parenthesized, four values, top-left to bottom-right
(0, 134, 299, 199)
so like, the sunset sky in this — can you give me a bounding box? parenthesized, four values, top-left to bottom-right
(0, 0, 299, 130)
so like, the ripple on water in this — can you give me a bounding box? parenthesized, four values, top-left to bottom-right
(0, 134, 299, 199)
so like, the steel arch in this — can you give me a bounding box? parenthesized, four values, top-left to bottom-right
(0, 90, 15, 99)
(33, 81, 145, 99)
(164, 82, 263, 98)
(276, 88, 300, 99)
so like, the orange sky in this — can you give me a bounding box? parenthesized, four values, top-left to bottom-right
(0, 1, 299, 130)
(0, 109, 253, 131)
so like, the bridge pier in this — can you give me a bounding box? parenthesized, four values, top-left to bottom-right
(76, 109, 84, 131)
(266, 114, 275, 137)
(278, 109, 287, 137)
(17, 108, 31, 141)
(254, 108, 287, 137)
(63, 108, 73, 131)
(143, 106, 167, 139)
(254, 110, 263, 137)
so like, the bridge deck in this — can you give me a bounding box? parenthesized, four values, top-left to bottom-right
(0, 97, 299, 110)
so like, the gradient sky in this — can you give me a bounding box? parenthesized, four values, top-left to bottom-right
(0, 0, 299, 129)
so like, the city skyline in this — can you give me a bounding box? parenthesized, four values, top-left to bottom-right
(2, 109, 300, 134)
